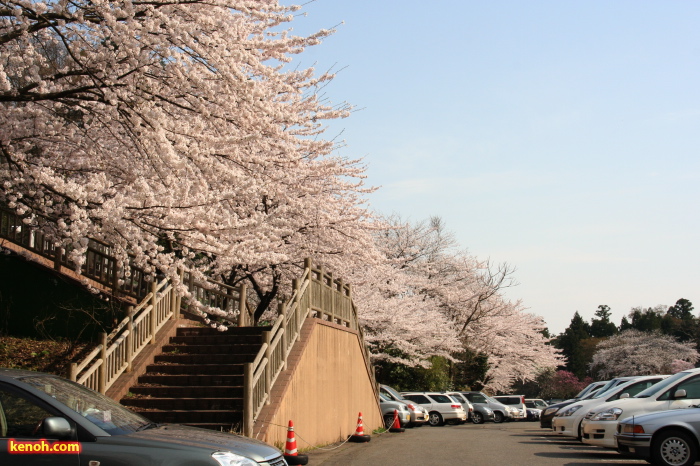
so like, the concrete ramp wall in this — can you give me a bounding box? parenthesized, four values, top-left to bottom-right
(253, 317, 382, 448)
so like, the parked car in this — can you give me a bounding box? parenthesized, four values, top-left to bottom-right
(0, 368, 286, 466)
(400, 392, 468, 426)
(379, 393, 411, 428)
(582, 367, 700, 450)
(525, 399, 548, 422)
(447, 392, 494, 424)
(379, 384, 429, 427)
(616, 407, 700, 466)
(493, 395, 527, 421)
(460, 391, 518, 423)
(540, 380, 610, 428)
(552, 375, 667, 440)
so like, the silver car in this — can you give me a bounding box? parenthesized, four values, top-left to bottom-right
(616, 407, 700, 466)
(379, 384, 429, 427)
(379, 393, 411, 428)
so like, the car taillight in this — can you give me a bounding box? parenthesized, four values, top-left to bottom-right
(451, 404, 462, 409)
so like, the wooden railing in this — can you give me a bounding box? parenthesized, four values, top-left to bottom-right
(243, 258, 377, 436)
(0, 205, 149, 300)
(69, 273, 248, 394)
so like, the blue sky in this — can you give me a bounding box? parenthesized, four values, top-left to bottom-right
(290, 0, 700, 334)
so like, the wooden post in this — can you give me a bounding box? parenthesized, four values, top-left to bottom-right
(150, 280, 157, 344)
(279, 303, 288, 370)
(238, 284, 247, 327)
(126, 306, 134, 373)
(292, 278, 300, 340)
(69, 362, 78, 382)
(53, 246, 62, 271)
(98, 332, 107, 394)
(264, 331, 272, 405)
(243, 363, 254, 437)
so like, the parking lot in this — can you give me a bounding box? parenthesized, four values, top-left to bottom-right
(305, 421, 651, 465)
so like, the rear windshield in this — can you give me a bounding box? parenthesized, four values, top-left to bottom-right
(428, 394, 453, 403)
(494, 397, 521, 405)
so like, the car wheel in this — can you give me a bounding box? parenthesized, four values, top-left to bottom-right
(383, 414, 395, 429)
(428, 412, 444, 426)
(493, 411, 504, 423)
(471, 412, 484, 424)
(651, 430, 698, 466)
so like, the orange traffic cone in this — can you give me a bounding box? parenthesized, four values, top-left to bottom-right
(283, 420, 308, 465)
(349, 412, 371, 442)
(389, 409, 405, 433)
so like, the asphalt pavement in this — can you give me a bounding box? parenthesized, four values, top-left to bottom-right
(301, 421, 649, 466)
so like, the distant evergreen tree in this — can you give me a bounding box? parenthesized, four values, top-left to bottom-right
(554, 312, 592, 379)
(590, 305, 618, 338)
(628, 306, 664, 332)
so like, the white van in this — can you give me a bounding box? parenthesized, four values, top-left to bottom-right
(581, 367, 700, 449)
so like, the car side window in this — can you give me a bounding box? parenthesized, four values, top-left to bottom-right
(404, 394, 429, 404)
(658, 375, 700, 401)
(0, 386, 54, 438)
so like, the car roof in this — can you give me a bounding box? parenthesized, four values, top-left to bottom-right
(0, 368, 51, 379)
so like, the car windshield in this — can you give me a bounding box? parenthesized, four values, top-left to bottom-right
(450, 393, 467, 403)
(484, 394, 502, 404)
(19, 375, 151, 435)
(635, 371, 690, 398)
(381, 385, 409, 402)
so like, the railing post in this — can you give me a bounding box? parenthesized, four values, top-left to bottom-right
(53, 246, 62, 271)
(279, 303, 288, 370)
(98, 332, 107, 394)
(150, 280, 157, 344)
(292, 278, 300, 339)
(69, 362, 78, 382)
(264, 331, 272, 405)
(126, 306, 134, 372)
(238, 283, 247, 327)
(243, 362, 254, 437)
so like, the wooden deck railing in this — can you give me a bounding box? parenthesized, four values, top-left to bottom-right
(243, 258, 377, 436)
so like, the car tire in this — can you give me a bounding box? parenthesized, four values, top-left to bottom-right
(493, 412, 504, 423)
(428, 412, 444, 426)
(471, 412, 484, 424)
(383, 414, 395, 429)
(651, 430, 698, 466)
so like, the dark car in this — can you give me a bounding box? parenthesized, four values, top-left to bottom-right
(0, 368, 287, 465)
(540, 380, 610, 428)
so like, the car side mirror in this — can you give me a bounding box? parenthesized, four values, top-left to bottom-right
(619, 393, 629, 399)
(674, 389, 687, 399)
(41, 417, 74, 440)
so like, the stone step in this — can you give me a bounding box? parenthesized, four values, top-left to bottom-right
(121, 397, 242, 411)
(161, 344, 260, 354)
(134, 409, 243, 424)
(169, 335, 264, 345)
(154, 353, 255, 364)
(176, 326, 271, 337)
(128, 385, 244, 398)
(137, 374, 244, 386)
(145, 363, 245, 375)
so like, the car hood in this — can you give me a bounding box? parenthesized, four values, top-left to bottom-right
(119, 424, 281, 461)
(620, 407, 700, 426)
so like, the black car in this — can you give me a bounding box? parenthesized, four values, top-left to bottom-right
(0, 368, 286, 465)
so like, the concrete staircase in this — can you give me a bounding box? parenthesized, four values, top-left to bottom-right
(120, 325, 270, 431)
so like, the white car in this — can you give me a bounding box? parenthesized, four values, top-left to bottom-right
(401, 392, 468, 426)
(582, 367, 700, 449)
(551, 375, 667, 439)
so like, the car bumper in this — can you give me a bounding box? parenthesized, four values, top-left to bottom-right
(410, 411, 429, 424)
(551, 416, 576, 437)
(581, 420, 617, 448)
(444, 411, 468, 422)
(616, 433, 652, 459)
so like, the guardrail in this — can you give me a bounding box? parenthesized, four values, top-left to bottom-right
(243, 258, 377, 436)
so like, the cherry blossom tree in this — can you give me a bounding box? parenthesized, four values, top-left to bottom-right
(0, 0, 377, 324)
(589, 329, 699, 379)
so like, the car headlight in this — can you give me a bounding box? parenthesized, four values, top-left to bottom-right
(591, 408, 623, 421)
(543, 407, 559, 416)
(560, 405, 582, 417)
(212, 451, 259, 466)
